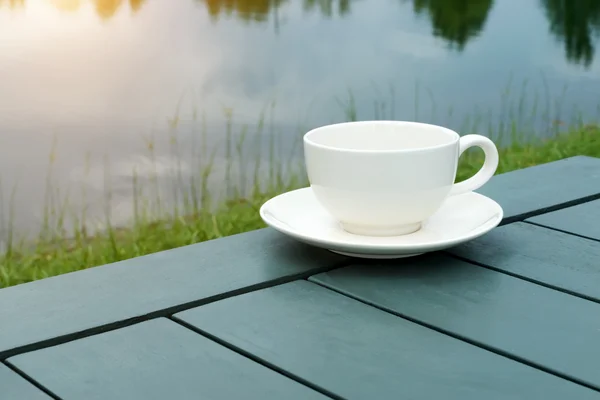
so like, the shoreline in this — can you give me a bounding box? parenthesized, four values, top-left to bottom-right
(0, 124, 598, 289)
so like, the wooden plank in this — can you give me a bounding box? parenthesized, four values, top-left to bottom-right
(0, 229, 346, 357)
(448, 222, 600, 302)
(174, 281, 598, 400)
(474, 156, 600, 222)
(311, 253, 600, 390)
(1, 156, 597, 358)
(8, 318, 328, 400)
(0, 363, 51, 400)
(527, 199, 600, 241)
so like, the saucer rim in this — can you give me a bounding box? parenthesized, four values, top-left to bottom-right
(259, 187, 503, 253)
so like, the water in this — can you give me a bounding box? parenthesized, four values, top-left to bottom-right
(0, 0, 599, 237)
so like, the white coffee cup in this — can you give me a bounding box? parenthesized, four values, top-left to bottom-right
(303, 120, 499, 236)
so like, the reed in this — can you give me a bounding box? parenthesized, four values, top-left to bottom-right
(1, 82, 599, 288)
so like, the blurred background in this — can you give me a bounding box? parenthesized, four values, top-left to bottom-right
(0, 0, 599, 237)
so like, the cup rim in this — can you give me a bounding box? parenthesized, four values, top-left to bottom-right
(303, 120, 460, 154)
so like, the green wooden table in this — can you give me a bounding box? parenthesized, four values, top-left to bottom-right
(1, 156, 600, 400)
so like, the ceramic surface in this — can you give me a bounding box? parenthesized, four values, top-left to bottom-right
(303, 121, 499, 236)
(260, 187, 503, 259)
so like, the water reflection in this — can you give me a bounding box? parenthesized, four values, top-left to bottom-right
(0, 0, 146, 19)
(195, 0, 600, 67)
(92, 0, 142, 19)
(302, 0, 352, 18)
(202, 0, 285, 22)
(0, 0, 599, 238)
(412, 0, 494, 50)
(49, 0, 81, 11)
(3, 0, 600, 68)
(541, 0, 600, 67)
(0, 0, 24, 7)
(199, 0, 494, 49)
(200, 0, 352, 21)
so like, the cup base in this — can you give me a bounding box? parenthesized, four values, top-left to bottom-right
(340, 222, 422, 237)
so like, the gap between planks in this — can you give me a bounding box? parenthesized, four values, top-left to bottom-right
(0, 259, 351, 361)
(1, 192, 599, 374)
(447, 252, 600, 305)
(498, 191, 600, 226)
(308, 279, 600, 394)
(169, 316, 344, 400)
(524, 220, 600, 244)
(1, 360, 63, 400)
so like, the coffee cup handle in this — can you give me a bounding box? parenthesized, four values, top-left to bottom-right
(449, 135, 499, 196)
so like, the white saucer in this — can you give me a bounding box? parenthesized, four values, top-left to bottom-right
(259, 187, 503, 259)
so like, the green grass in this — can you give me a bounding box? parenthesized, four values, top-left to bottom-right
(1, 76, 600, 290)
(0, 122, 598, 289)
